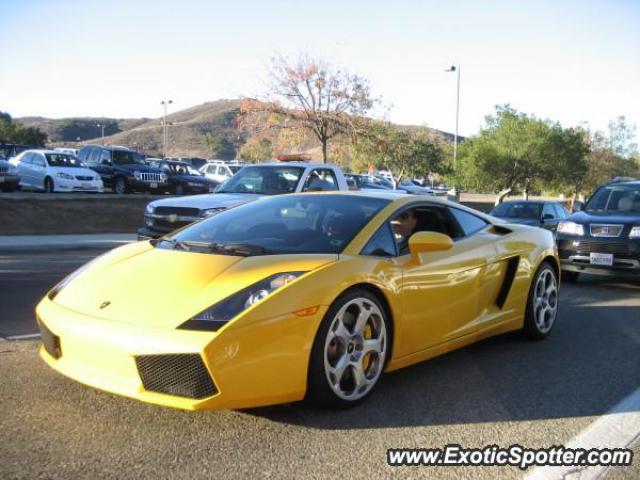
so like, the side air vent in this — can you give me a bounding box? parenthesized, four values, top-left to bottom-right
(135, 353, 217, 399)
(490, 224, 513, 235)
(495, 256, 520, 309)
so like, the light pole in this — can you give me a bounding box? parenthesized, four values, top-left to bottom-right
(445, 65, 460, 170)
(96, 123, 105, 145)
(160, 100, 173, 157)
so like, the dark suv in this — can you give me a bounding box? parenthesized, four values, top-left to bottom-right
(78, 145, 168, 194)
(556, 179, 640, 280)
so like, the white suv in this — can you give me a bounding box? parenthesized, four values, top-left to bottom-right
(200, 161, 243, 184)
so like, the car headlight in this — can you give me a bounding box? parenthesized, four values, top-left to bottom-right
(557, 221, 584, 236)
(56, 172, 75, 180)
(199, 207, 224, 217)
(178, 272, 306, 331)
(134, 171, 142, 180)
(145, 204, 156, 215)
(160, 173, 168, 182)
(630, 226, 640, 239)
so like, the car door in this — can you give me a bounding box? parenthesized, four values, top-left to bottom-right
(17, 153, 33, 187)
(392, 204, 502, 357)
(31, 153, 47, 189)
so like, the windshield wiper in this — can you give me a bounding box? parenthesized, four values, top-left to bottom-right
(220, 243, 271, 256)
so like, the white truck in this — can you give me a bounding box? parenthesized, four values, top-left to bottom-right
(138, 162, 351, 239)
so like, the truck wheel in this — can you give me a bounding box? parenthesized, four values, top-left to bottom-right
(114, 177, 128, 194)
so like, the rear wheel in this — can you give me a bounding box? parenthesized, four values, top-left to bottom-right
(524, 262, 559, 339)
(307, 289, 389, 407)
(174, 183, 185, 195)
(44, 177, 54, 193)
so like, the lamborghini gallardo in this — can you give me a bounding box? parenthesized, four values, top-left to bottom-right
(37, 192, 560, 410)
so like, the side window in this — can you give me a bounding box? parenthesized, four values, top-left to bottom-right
(98, 149, 111, 164)
(553, 204, 568, 219)
(448, 208, 488, 237)
(303, 169, 338, 191)
(542, 203, 555, 219)
(33, 153, 46, 167)
(21, 153, 33, 164)
(390, 205, 462, 255)
(86, 148, 98, 164)
(77, 148, 89, 162)
(361, 223, 397, 257)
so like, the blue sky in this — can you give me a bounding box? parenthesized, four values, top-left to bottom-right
(0, 0, 638, 140)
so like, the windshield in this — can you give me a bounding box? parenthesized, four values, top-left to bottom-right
(216, 166, 304, 195)
(585, 185, 640, 214)
(112, 150, 146, 165)
(163, 163, 202, 176)
(491, 202, 542, 219)
(45, 153, 83, 168)
(158, 195, 390, 255)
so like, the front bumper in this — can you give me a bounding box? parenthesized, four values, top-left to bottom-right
(556, 234, 640, 276)
(36, 297, 325, 410)
(128, 179, 169, 193)
(56, 181, 104, 192)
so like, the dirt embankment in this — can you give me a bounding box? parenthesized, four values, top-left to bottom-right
(0, 195, 161, 235)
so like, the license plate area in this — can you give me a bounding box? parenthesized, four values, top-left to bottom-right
(590, 252, 613, 266)
(150, 182, 158, 188)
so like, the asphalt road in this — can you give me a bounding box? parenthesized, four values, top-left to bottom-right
(1, 250, 639, 479)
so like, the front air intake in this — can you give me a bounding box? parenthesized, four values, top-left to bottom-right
(134, 354, 217, 399)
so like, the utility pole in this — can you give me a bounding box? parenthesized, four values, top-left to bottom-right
(96, 123, 105, 145)
(445, 65, 460, 170)
(160, 99, 173, 157)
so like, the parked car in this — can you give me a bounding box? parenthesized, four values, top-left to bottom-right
(37, 191, 559, 410)
(54, 147, 79, 157)
(490, 200, 570, 231)
(148, 159, 219, 195)
(376, 170, 393, 183)
(0, 159, 20, 191)
(138, 162, 350, 239)
(200, 161, 243, 184)
(396, 179, 436, 196)
(77, 145, 168, 194)
(1, 142, 38, 162)
(345, 174, 394, 191)
(13, 150, 103, 193)
(556, 179, 640, 280)
(178, 157, 209, 170)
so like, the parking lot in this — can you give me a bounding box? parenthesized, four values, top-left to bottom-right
(1, 248, 638, 479)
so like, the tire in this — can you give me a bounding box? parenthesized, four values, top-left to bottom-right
(562, 270, 579, 283)
(307, 288, 390, 408)
(113, 177, 128, 195)
(523, 262, 559, 340)
(44, 177, 54, 193)
(174, 183, 185, 195)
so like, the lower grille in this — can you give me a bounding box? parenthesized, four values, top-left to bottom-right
(573, 239, 630, 256)
(38, 321, 61, 359)
(154, 206, 200, 217)
(135, 354, 216, 399)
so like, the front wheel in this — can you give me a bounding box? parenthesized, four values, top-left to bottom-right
(174, 183, 185, 195)
(44, 177, 54, 193)
(113, 177, 128, 194)
(307, 289, 389, 407)
(523, 262, 559, 340)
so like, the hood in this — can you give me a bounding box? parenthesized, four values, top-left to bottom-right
(53, 242, 337, 329)
(149, 192, 264, 210)
(114, 164, 163, 174)
(569, 210, 640, 226)
(495, 216, 541, 226)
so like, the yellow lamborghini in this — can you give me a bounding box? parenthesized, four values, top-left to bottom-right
(36, 191, 560, 410)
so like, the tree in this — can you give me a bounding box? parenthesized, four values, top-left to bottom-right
(0, 111, 47, 146)
(455, 105, 588, 200)
(351, 121, 445, 184)
(237, 137, 273, 162)
(201, 132, 228, 158)
(241, 55, 378, 163)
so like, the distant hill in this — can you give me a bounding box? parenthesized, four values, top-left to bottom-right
(16, 99, 457, 161)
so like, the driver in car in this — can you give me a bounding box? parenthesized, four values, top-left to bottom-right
(391, 209, 418, 253)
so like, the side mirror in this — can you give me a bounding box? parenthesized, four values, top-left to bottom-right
(408, 231, 453, 264)
(542, 213, 554, 221)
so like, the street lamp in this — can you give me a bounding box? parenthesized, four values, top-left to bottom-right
(160, 100, 173, 157)
(96, 123, 105, 145)
(445, 65, 460, 170)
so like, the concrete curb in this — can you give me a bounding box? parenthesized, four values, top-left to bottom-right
(0, 234, 137, 253)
